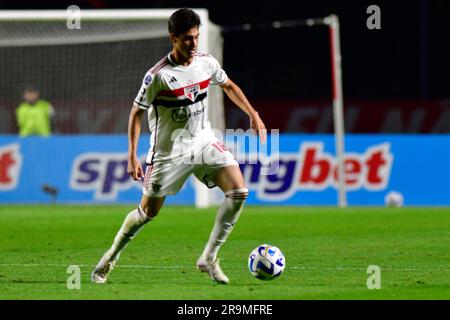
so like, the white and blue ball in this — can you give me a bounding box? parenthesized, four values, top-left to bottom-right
(248, 244, 285, 280)
(385, 191, 404, 208)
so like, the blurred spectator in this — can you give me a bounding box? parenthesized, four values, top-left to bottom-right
(15, 86, 54, 137)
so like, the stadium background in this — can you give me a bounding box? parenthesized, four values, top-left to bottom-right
(1, 0, 450, 302)
(1, 0, 450, 134)
(1, 0, 450, 206)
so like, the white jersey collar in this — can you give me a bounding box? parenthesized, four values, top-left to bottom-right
(167, 52, 196, 69)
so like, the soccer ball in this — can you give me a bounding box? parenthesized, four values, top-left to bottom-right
(384, 191, 404, 208)
(248, 244, 285, 280)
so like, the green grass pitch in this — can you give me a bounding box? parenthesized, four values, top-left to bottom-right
(0, 205, 449, 300)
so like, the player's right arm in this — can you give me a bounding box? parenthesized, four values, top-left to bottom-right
(128, 71, 161, 180)
(127, 103, 146, 181)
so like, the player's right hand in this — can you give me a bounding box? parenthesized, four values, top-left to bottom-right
(250, 112, 267, 144)
(127, 156, 144, 181)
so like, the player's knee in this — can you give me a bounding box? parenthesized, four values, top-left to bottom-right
(225, 188, 249, 202)
(140, 196, 164, 219)
(139, 202, 162, 219)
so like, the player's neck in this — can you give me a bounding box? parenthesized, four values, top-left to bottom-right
(170, 50, 194, 66)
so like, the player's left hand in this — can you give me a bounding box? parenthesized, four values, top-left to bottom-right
(250, 112, 267, 144)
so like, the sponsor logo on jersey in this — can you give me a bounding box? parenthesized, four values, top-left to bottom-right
(169, 76, 177, 84)
(172, 108, 189, 123)
(138, 87, 147, 102)
(0, 143, 22, 191)
(184, 84, 200, 102)
(171, 107, 205, 123)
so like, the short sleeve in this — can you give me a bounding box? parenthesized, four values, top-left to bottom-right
(209, 57, 228, 86)
(134, 72, 161, 109)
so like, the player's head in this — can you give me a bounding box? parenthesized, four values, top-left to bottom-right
(169, 8, 201, 59)
(23, 85, 40, 104)
(168, 8, 201, 36)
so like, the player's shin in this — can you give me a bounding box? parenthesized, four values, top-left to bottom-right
(201, 188, 249, 262)
(107, 205, 152, 261)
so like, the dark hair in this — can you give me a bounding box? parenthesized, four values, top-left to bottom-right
(168, 8, 201, 36)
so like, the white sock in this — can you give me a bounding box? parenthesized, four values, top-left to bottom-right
(106, 205, 152, 261)
(200, 188, 248, 262)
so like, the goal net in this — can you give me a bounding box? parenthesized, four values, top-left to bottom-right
(0, 9, 225, 207)
(0, 9, 225, 134)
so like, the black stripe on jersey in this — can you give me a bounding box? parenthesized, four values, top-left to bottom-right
(149, 105, 159, 166)
(153, 92, 207, 108)
(134, 100, 150, 109)
(202, 102, 206, 129)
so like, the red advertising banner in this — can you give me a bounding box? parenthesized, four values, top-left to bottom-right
(225, 99, 450, 133)
(2, 98, 449, 134)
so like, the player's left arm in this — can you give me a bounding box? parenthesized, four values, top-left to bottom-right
(220, 79, 267, 144)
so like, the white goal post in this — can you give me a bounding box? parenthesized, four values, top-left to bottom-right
(326, 15, 347, 208)
(305, 15, 348, 208)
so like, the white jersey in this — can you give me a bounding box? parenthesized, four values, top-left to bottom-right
(134, 52, 228, 164)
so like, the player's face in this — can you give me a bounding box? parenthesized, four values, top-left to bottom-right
(173, 27, 199, 60)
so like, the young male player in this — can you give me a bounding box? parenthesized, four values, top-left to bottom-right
(91, 8, 266, 285)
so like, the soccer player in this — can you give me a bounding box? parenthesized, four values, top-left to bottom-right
(91, 8, 266, 285)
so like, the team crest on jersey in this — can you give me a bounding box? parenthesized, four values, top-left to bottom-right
(184, 84, 200, 102)
(152, 182, 162, 193)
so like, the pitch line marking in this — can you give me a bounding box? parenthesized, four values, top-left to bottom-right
(0, 263, 449, 272)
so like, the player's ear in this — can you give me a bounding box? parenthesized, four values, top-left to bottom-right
(169, 33, 177, 44)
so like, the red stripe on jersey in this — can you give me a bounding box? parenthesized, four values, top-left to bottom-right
(150, 60, 164, 73)
(157, 78, 211, 97)
(143, 164, 154, 189)
(150, 57, 168, 74)
(152, 61, 168, 74)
